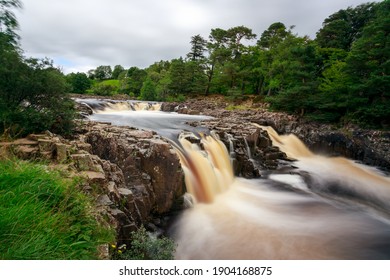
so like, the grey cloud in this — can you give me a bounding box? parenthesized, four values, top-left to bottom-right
(15, 0, 380, 73)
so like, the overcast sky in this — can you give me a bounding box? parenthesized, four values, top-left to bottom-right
(14, 0, 380, 74)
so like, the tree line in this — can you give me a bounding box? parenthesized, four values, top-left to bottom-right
(1, 0, 389, 139)
(68, 0, 389, 127)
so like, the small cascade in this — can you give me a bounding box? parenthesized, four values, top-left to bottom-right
(226, 133, 237, 167)
(243, 138, 252, 158)
(253, 124, 313, 159)
(254, 123, 390, 207)
(74, 98, 161, 113)
(175, 132, 234, 203)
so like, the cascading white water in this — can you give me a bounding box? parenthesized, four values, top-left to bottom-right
(172, 128, 390, 260)
(74, 98, 162, 113)
(256, 124, 390, 209)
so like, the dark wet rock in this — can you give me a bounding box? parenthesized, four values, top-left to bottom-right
(81, 122, 185, 241)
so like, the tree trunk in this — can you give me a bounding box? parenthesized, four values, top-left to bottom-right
(205, 63, 215, 95)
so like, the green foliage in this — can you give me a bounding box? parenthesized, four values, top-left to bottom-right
(112, 226, 176, 260)
(140, 77, 157, 101)
(124, 67, 147, 96)
(94, 65, 112, 80)
(168, 57, 190, 95)
(66, 72, 91, 94)
(0, 36, 76, 137)
(187, 34, 207, 61)
(264, 34, 320, 114)
(343, 0, 390, 127)
(112, 65, 125, 79)
(90, 79, 120, 96)
(165, 94, 186, 102)
(258, 22, 289, 49)
(0, 160, 114, 259)
(258, 1, 389, 128)
(0, 0, 22, 44)
(315, 2, 378, 51)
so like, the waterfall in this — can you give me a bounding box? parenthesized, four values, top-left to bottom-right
(255, 124, 390, 209)
(74, 98, 161, 113)
(175, 132, 234, 203)
(172, 127, 390, 260)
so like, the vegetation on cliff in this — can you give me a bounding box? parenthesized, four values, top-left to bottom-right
(0, 159, 114, 259)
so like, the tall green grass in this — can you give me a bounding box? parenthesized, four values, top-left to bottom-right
(0, 160, 114, 259)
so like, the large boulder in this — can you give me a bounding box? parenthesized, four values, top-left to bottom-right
(82, 122, 185, 223)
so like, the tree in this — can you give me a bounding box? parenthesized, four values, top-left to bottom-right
(0, 0, 22, 44)
(184, 60, 208, 94)
(204, 28, 230, 94)
(315, 2, 378, 51)
(227, 25, 256, 59)
(140, 77, 157, 101)
(146, 61, 171, 100)
(187, 34, 207, 61)
(343, 0, 390, 127)
(125, 66, 147, 96)
(204, 26, 256, 94)
(264, 34, 320, 115)
(0, 49, 75, 136)
(94, 65, 112, 80)
(66, 72, 91, 94)
(87, 69, 96, 79)
(1, 3, 75, 137)
(168, 57, 190, 95)
(255, 23, 293, 96)
(257, 22, 289, 49)
(315, 60, 350, 122)
(112, 64, 125, 79)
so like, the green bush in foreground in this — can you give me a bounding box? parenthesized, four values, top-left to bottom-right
(112, 226, 176, 260)
(0, 160, 114, 259)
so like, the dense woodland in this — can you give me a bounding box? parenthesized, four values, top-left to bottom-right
(0, 0, 389, 138)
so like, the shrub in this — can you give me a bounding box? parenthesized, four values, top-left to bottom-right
(91, 83, 118, 96)
(112, 226, 176, 260)
(0, 46, 76, 137)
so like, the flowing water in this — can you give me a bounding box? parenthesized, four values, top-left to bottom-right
(75, 98, 212, 139)
(77, 99, 390, 259)
(173, 126, 390, 260)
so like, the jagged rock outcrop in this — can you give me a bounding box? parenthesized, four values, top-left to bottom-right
(0, 123, 185, 246)
(80, 122, 185, 218)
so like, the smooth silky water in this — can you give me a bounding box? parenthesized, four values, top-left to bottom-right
(78, 99, 390, 259)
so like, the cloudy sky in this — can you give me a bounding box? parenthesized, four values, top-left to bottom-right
(14, 0, 379, 74)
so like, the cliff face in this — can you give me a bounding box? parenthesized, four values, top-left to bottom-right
(81, 122, 185, 218)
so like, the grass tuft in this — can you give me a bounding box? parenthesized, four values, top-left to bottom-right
(0, 159, 114, 259)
